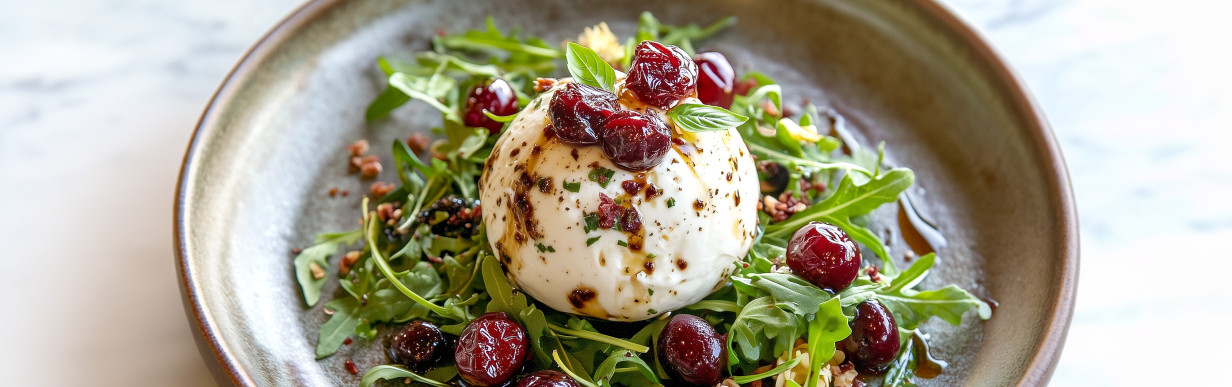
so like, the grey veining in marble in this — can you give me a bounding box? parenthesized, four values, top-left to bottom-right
(0, 0, 1228, 386)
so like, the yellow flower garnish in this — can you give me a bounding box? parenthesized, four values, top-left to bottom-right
(577, 22, 625, 67)
(779, 118, 824, 143)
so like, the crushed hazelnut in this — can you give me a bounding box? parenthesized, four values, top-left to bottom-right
(406, 133, 431, 155)
(309, 262, 326, 279)
(339, 251, 362, 275)
(761, 192, 809, 222)
(358, 155, 382, 179)
(534, 77, 558, 92)
(376, 203, 403, 225)
(348, 139, 369, 157)
(370, 182, 396, 199)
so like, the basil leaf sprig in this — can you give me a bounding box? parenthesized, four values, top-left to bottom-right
(565, 42, 618, 93)
(667, 103, 749, 132)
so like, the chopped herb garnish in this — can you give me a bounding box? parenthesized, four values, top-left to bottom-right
(563, 181, 582, 193)
(666, 197, 676, 207)
(536, 242, 553, 253)
(617, 240, 628, 247)
(547, 245, 556, 253)
(647, 309, 657, 315)
(648, 289, 655, 296)
(583, 213, 600, 233)
(587, 166, 616, 187)
(586, 236, 601, 246)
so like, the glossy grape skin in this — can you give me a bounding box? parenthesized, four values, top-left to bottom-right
(599, 110, 672, 171)
(786, 222, 861, 292)
(515, 370, 580, 387)
(548, 82, 619, 145)
(658, 314, 726, 386)
(693, 52, 736, 109)
(840, 300, 901, 373)
(464, 79, 519, 134)
(455, 312, 530, 386)
(625, 41, 697, 109)
(388, 321, 453, 371)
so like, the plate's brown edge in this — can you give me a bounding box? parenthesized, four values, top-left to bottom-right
(905, 1, 1079, 385)
(172, 0, 1080, 386)
(174, 0, 347, 385)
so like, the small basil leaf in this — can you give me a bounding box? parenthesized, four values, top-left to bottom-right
(565, 42, 617, 93)
(668, 103, 749, 132)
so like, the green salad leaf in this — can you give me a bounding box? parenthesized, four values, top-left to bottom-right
(294, 229, 363, 306)
(358, 365, 450, 387)
(875, 254, 992, 330)
(805, 298, 851, 387)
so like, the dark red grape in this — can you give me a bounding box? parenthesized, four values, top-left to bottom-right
(840, 300, 901, 373)
(388, 321, 452, 371)
(455, 312, 530, 386)
(693, 52, 735, 109)
(464, 79, 519, 134)
(625, 41, 697, 109)
(787, 222, 861, 292)
(515, 370, 580, 387)
(599, 110, 671, 171)
(549, 82, 619, 145)
(658, 314, 726, 386)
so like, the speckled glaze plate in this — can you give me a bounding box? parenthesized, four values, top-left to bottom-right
(175, 0, 1077, 385)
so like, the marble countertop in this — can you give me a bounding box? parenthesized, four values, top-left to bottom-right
(1, 0, 1227, 385)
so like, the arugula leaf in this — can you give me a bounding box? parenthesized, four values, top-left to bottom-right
(359, 365, 450, 387)
(553, 350, 600, 387)
(388, 72, 460, 122)
(873, 253, 992, 329)
(746, 273, 833, 314)
(480, 253, 522, 314)
(438, 17, 563, 59)
(877, 285, 992, 330)
(886, 253, 935, 293)
(364, 212, 465, 321)
(626, 12, 737, 59)
(593, 350, 661, 387)
(566, 42, 618, 93)
(667, 103, 749, 132)
(366, 85, 413, 121)
(315, 297, 360, 359)
(294, 229, 363, 306)
(763, 168, 913, 273)
(804, 298, 851, 387)
(727, 296, 806, 370)
(775, 168, 914, 232)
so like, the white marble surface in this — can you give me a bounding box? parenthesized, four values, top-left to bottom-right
(1, 0, 1229, 385)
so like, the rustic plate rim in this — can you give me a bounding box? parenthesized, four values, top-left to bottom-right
(173, 1, 1079, 385)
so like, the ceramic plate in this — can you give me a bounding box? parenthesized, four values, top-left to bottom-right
(175, 0, 1077, 385)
